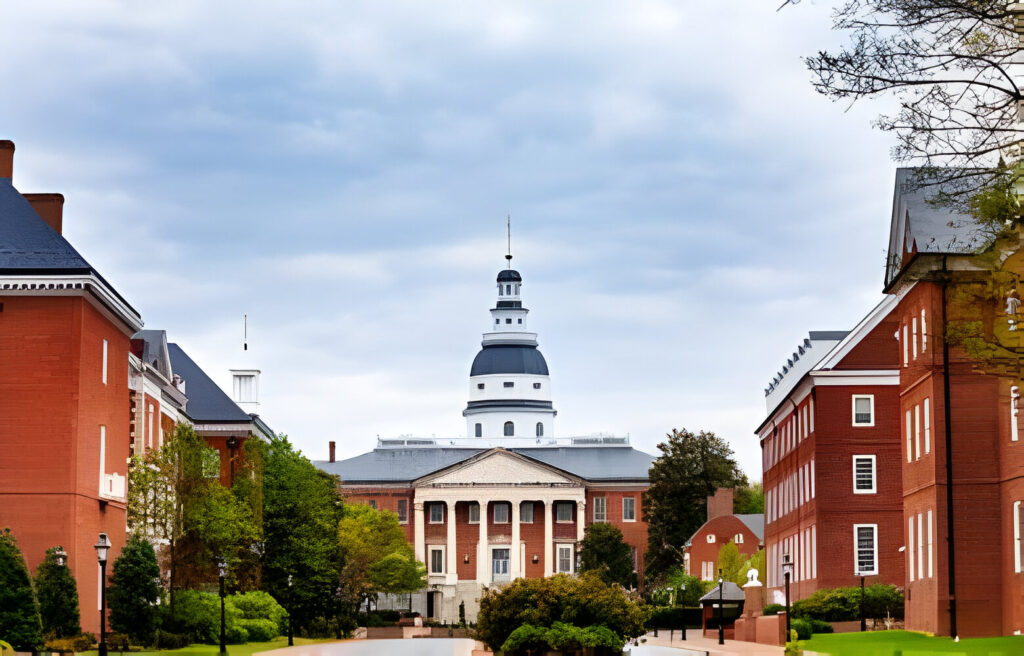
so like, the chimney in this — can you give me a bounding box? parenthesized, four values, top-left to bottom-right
(329, 441, 336, 463)
(24, 193, 65, 234)
(706, 487, 735, 521)
(0, 140, 13, 179)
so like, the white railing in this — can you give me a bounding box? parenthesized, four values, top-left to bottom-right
(376, 435, 630, 449)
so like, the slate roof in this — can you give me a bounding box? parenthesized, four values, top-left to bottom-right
(700, 581, 746, 603)
(735, 514, 765, 540)
(133, 330, 173, 380)
(0, 178, 90, 273)
(167, 343, 251, 423)
(471, 344, 550, 376)
(317, 445, 653, 484)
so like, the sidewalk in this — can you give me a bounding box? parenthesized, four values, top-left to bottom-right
(639, 631, 785, 656)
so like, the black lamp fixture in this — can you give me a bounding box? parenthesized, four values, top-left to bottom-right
(717, 569, 725, 645)
(218, 558, 228, 655)
(858, 570, 867, 632)
(94, 533, 112, 656)
(54, 546, 68, 567)
(287, 574, 294, 647)
(782, 554, 794, 641)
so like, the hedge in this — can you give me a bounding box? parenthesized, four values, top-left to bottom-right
(791, 584, 903, 622)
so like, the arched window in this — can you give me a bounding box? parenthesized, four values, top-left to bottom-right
(504, 421, 514, 436)
(506, 284, 511, 295)
(536, 422, 544, 437)
(475, 423, 482, 438)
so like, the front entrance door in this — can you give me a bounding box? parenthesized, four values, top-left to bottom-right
(492, 548, 510, 582)
(426, 590, 435, 618)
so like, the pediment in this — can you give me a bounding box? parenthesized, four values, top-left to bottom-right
(416, 449, 580, 486)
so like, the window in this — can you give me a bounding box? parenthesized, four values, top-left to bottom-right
(1015, 501, 1023, 573)
(503, 381, 514, 388)
(517, 318, 522, 324)
(505, 318, 512, 324)
(397, 499, 408, 523)
(1013, 387, 1021, 442)
(906, 409, 913, 462)
(368, 499, 376, 509)
(493, 548, 510, 579)
(504, 421, 514, 436)
(853, 455, 876, 494)
(912, 317, 918, 359)
(533, 382, 541, 389)
(469, 502, 480, 524)
(494, 503, 509, 523)
(102, 339, 108, 384)
(536, 422, 544, 437)
(429, 503, 444, 524)
(854, 524, 878, 575)
(735, 533, 744, 544)
(495, 318, 500, 325)
(556, 545, 573, 573)
(98, 425, 106, 492)
(924, 398, 931, 453)
(921, 308, 927, 351)
(927, 509, 934, 578)
(916, 513, 924, 580)
(477, 383, 485, 390)
(852, 395, 874, 426)
(623, 497, 636, 521)
(555, 502, 572, 523)
(234, 374, 256, 403)
(903, 324, 909, 366)
(506, 284, 511, 295)
(630, 546, 638, 572)
(707, 534, 716, 544)
(475, 423, 482, 438)
(430, 547, 444, 574)
(914, 404, 921, 459)
(908, 516, 915, 582)
(593, 497, 607, 522)
(520, 502, 534, 523)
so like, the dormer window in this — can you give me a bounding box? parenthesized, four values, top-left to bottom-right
(504, 382, 514, 388)
(478, 383, 485, 390)
(233, 373, 257, 403)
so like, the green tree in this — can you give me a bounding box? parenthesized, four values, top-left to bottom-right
(0, 529, 43, 651)
(261, 435, 345, 633)
(578, 523, 637, 589)
(642, 429, 744, 582)
(663, 569, 702, 607)
(733, 481, 764, 515)
(337, 504, 425, 613)
(34, 546, 80, 638)
(107, 535, 161, 644)
(716, 541, 746, 586)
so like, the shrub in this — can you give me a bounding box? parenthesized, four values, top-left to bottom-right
(864, 584, 904, 620)
(791, 584, 903, 622)
(35, 547, 81, 639)
(808, 618, 834, 634)
(171, 590, 242, 644)
(237, 618, 278, 642)
(43, 633, 94, 652)
(763, 603, 784, 616)
(476, 572, 646, 652)
(790, 618, 812, 640)
(501, 624, 548, 653)
(0, 529, 43, 651)
(105, 632, 131, 651)
(645, 606, 695, 630)
(153, 630, 190, 649)
(227, 591, 286, 635)
(107, 536, 160, 645)
(501, 623, 623, 655)
(225, 623, 249, 644)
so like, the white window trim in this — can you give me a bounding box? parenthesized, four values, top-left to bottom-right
(908, 516, 915, 583)
(914, 404, 921, 460)
(429, 546, 446, 574)
(927, 509, 934, 578)
(101, 339, 108, 385)
(623, 496, 636, 522)
(1013, 387, 1021, 443)
(916, 513, 924, 580)
(98, 425, 106, 495)
(593, 497, 607, 523)
(854, 524, 879, 576)
(912, 317, 918, 359)
(555, 543, 575, 574)
(707, 534, 716, 544)
(429, 503, 444, 524)
(520, 501, 534, 524)
(903, 324, 909, 367)
(555, 502, 573, 523)
(735, 533, 744, 544)
(906, 409, 913, 463)
(924, 397, 932, 453)
(921, 308, 927, 352)
(493, 502, 510, 524)
(397, 499, 409, 524)
(1015, 501, 1022, 574)
(852, 455, 877, 494)
(852, 394, 875, 427)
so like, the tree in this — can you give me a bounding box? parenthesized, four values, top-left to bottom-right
(578, 523, 637, 589)
(34, 546, 80, 639)
(788, 0, 1024, 204)
(261, 435, 345, 633)
(337, 504, 425, 614)
(107, 535, 161, 645)
(642, 429, 744, 583)
(0, 529, 43, 651)
(733, 481, 764, 515)
(663, 569, 703, 607)
(716, 542, 747, 586)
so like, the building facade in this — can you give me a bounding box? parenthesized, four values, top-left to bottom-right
(318, 258, 653, 623)
(685, 488, 764, 581)
(756, 298, 904, 604)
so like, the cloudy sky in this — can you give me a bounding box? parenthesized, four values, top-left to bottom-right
(1, 1, 900, 478)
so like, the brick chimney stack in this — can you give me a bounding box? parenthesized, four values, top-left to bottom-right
(24, 194, 65, 235)
(0, 140, 14, 179)
(329, 441, 336, 463)
(707, 487, 735, 520)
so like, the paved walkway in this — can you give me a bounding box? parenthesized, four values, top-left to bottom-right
(639, 631, 785, 656)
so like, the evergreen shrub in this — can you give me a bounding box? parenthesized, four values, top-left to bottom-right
(0, 529, 43, 651)
(35, 546, 81, 639)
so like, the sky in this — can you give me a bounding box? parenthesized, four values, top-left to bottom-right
(0, 1, 902, 478)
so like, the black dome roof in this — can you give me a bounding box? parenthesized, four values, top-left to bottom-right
(471, 344, 548, 376)
(497, 269, 522, 283)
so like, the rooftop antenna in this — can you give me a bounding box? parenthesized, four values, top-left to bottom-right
(506, 214, 513, 268)
(243, 314, 248, 351)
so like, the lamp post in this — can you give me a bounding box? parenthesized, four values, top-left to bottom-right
(717, 569, 725, 646)
(226, 436, 239, 484)
(94, 534, 111, 656)
(54, 546, 68, 567)
(287, 574, 294, 647)
(218, 559, 228, 655)
(680, 583, 687, 641)
(782, 554, 793, 641)
(859, 571, 866, 632)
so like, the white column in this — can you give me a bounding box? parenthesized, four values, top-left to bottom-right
(477, 501, 490, 584)
(414, 502, 426, 563)
(576, 498, 586, 542)
(446, 500, 458, 582)
(543, 499, 553, 577)
(511, 500, 521, 579)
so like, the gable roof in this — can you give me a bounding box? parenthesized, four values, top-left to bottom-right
(318, 444, 653, 485)
(414, 448, 583, 486)
(167, 343, 251, 423)
(735, 514, 764, 540)
(700, 581, 745, 603)
(133, 330, 173, 380)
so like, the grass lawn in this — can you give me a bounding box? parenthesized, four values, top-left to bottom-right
(802, 630, 1024, 656)
(78, 637, 338, 656)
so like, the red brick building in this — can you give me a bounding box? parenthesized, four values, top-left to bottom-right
(317, 257, 653, 623)
(756, 298, 905, 604)
(685, 488, 764, 581)
(883, 169, 1024, 637)
(0, 141, 143, 634)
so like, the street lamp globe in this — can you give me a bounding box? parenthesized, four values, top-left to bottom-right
(218, 558, 228, 579)
(94, 533, 111, 564)
(782, 554, 793, 577)
(54, 546, 68, 567)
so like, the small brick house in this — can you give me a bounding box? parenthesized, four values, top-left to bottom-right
(686, 488, 764, 581)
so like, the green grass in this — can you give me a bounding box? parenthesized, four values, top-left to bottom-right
(802, 630, 1024, 656)
(78, 637, 338, 656)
